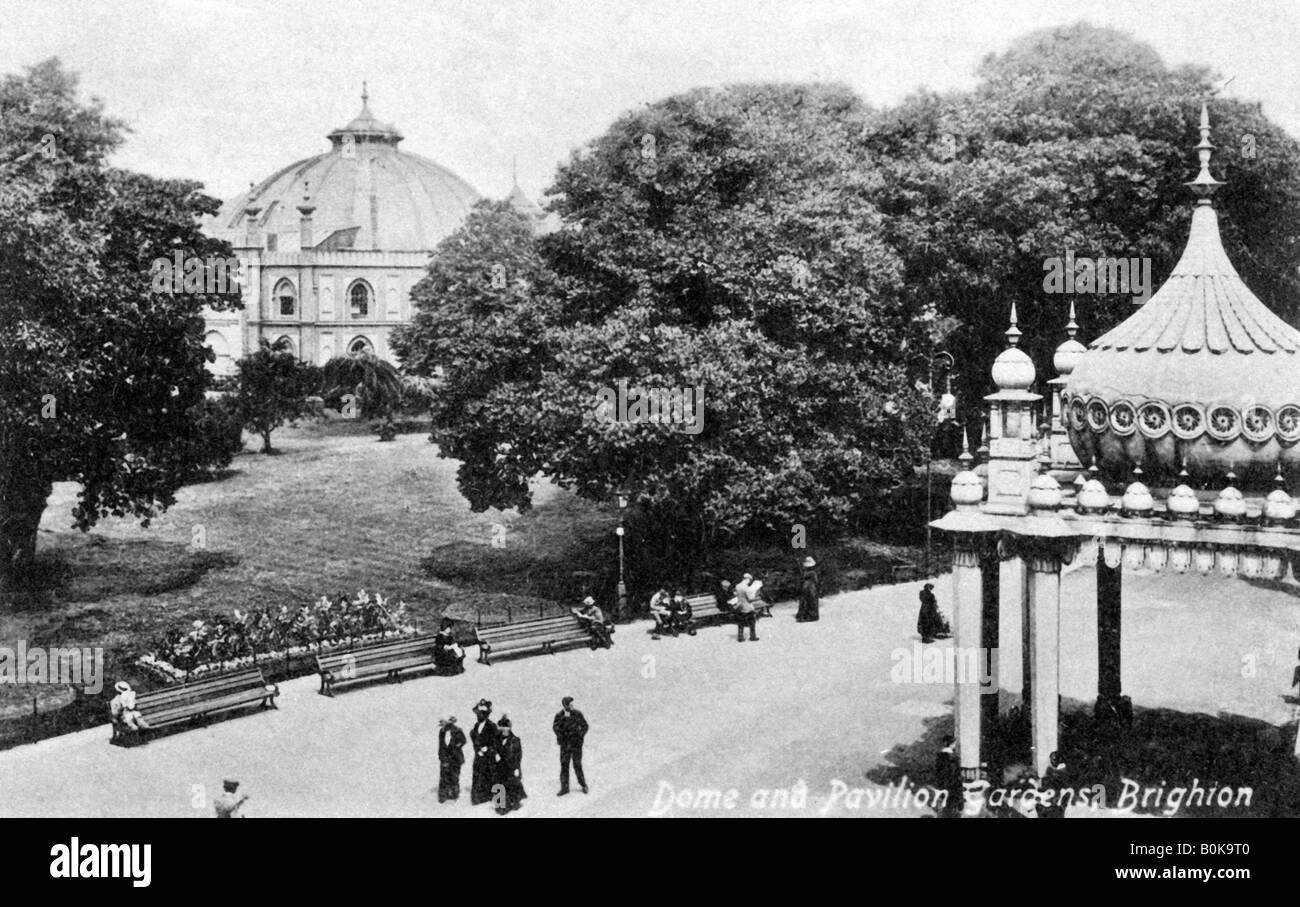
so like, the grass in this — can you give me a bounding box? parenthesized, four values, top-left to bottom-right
(0, 417, 927, 743)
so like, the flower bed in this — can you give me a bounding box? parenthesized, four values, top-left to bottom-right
(136, 590, 417, 684)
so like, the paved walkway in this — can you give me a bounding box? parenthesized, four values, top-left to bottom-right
(0, 568, 1295, 817)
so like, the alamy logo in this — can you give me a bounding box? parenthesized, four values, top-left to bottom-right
(0, 642, 103, 694)
(49, 838, 151, 888)
(1042, 250, 1151, 304)
(594, 379, 704, 435)
(150, 252, 245, 295)
(890, 643, 997, 691)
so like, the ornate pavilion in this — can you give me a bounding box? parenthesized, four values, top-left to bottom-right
(931, 105, 1300, 805)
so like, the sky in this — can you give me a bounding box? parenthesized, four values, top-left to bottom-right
(3, 0, 1300, 204)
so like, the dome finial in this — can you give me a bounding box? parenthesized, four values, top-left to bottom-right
(1005, 302, 1022, 348)
(1186, 101, 1224, 200)
(958, 426, 973, 466)
(1066, 299, 1078, 340)
(361, 80, 369, 107)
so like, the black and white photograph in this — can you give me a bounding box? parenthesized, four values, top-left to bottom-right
(0, 0, 1295, 885)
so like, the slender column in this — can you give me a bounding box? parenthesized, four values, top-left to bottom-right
(1026, 547, 1063, 776)
(952, 535, 985, 781)
(997, 555, 1027, 716)
(1097, 555, 1122, 704)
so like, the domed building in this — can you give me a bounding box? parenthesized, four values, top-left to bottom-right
(202, 87, 483, 371)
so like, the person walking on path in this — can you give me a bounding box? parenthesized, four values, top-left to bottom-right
(733, 572, 761, 642)
(494, 716, 526, 814)
(796, 556, 820, 622)
(916, 583, 951, 643)
(437, 715, 467, 802)
(553, 695, 589, 796)
(469, 699, 498, 805)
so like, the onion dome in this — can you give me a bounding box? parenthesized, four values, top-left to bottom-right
(1076, 462, 1112, 514)
(207, 86, 481, 252)
(1121, 467, 1154, 517)
(1166, 466, 1201, 520)
(1062, 104, 1300, 489)
(991, 303, 1036, 391)
(1212, 471, 1247, 522)
(950, 428, 984, 509)
(1052, 301, 1087, 377)
(1263, 467, 1297, 525)
(1028, 473, 1062, 510)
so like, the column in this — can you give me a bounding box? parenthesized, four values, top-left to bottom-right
(980, 556, 1000, 732)
(952, 534, 985, 782)
(997, 555, 1027, 716)
(1026, 546, 1063, 777)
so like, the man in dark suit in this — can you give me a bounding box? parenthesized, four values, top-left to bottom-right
(553, 695, 590, 795)
(494, 716, 526, 815)
(437, 716, 467, 802)
(469, 699, 498, 805)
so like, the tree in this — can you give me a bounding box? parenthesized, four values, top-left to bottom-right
(320, 351, 404, 439)
(395, 87, 932, 562)
(0, 59, 241, 588)
(864, 23, 1300, 419)
(231, 339, 319, 453)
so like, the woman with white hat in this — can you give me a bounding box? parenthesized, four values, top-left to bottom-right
(796, 556, 820, 622)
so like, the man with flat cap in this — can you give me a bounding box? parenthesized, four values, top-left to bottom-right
(437, 715, 467, 802)
(553, 695, 589, 796)
(469, 699, 498, 805)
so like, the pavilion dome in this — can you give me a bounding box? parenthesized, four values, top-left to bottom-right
(1062, 105, 1300, 488)
(208, 87, 481, 252)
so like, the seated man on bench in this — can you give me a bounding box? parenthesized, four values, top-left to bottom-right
(572, 597, 613, 649)
(667, 589, 696, 636)
(648, 587, 672, 638)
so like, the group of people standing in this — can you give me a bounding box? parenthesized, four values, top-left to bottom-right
(436, 696, 591, 815)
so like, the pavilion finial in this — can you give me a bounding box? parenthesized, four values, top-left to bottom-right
(959, 426, 973, 466)
(1005, 302, 1022, 348)
(1186, 101, 1224, 200)
(361, 81, 369, 107)
(1066, 299, 1078, 340)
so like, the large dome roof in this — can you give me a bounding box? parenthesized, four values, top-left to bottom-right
(210, 89, 481, 252)
(1063, 105, 1300, 487)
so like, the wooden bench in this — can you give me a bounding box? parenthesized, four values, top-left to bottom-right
(474, 614, 597, 665)
(678, 593, 773, 628)
(316, 634, 441, 696)
(110, 667, 278, 745)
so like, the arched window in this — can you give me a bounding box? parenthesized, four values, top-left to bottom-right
(273, 335, 296, 357)
(205, 331, 232, 375)
(347, 336, 374, 356)
(274, 279, 297, 317)
(348, 280, 372, 318)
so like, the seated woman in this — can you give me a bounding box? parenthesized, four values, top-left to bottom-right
(572, 597, 613, 649)
(109, 681, 150, 734)
(667, 590, 696, 636)
(433, 618, 466, 675)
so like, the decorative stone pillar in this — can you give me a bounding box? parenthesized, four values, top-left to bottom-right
(1025, 541, 1066, 777)
(997, 549, 1026, 717)
(952, 534, 985, 782)
(1096, 552, 1131, 726)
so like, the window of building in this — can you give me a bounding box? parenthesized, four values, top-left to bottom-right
(274, 279, 297, 318)
(273, 336, 296, 357)
(349, 280, 371, 318)
(348, 336, 373, 356)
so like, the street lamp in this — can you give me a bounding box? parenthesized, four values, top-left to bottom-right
(615, 488, 630, 618)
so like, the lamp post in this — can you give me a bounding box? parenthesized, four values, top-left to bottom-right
(615, 488, 630, 619)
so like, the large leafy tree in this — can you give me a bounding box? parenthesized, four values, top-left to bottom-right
(865, 23, 1300, 420)
(395, 86, 933, 559)
(231, 340, 319, 453)
(0, 59, 240, 588)
(320, 351, 404, 438)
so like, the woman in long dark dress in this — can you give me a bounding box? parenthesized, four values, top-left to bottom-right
(796, 557, 820, 622)
(469, 699, 497, 805)
(493, 716, 527, 814)
(433, 618, 465, 675)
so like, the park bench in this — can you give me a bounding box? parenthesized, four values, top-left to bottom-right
(474, 614, 598, 665)
(676, 592, 773, 629)
(316, 634, 442, 696)
(110, 667, 278, 746)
